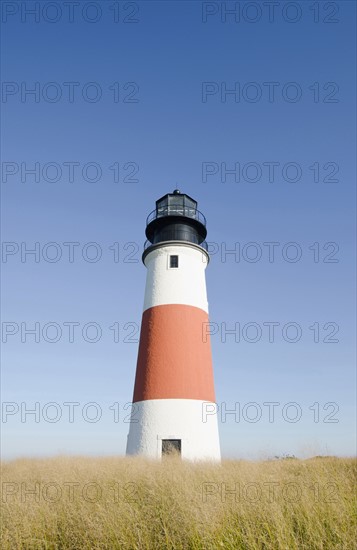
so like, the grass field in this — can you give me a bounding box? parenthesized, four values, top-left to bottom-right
(1, 456, 356, 549)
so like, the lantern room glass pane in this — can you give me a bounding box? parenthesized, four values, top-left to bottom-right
(184, 196, 197, 218)
(168, 194, 184, 215)
(157, 197, 169, 217)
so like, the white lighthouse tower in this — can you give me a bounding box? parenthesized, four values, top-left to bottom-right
(126, 190, 221, 461)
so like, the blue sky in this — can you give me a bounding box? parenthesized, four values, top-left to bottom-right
(1, 0, 356, 459)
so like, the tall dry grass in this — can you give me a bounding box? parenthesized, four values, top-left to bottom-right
(1, 456, 356, 549)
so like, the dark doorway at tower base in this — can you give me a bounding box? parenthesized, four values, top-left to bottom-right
(162, 439, 182, 457)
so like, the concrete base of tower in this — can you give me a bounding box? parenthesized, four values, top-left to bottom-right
(126, 399, 221, 462)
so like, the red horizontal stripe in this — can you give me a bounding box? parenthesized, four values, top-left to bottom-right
(132, 304, 216, 402)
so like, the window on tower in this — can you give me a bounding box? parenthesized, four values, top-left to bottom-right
(170, 255, 179, 268)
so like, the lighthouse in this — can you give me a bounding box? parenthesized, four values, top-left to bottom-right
(126, 190, 221, 461)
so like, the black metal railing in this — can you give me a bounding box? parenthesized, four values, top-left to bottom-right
(144, 239, 209, 251)
(146, 206, 206, 227)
